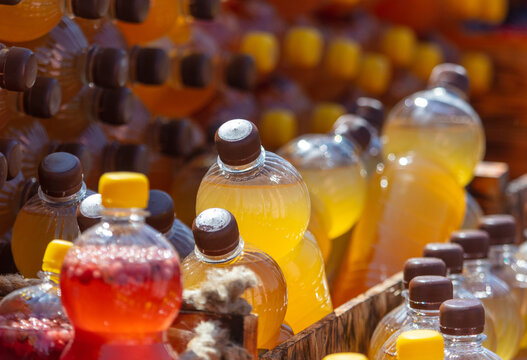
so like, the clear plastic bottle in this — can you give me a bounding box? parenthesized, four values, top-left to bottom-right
(332, 154, 465, 306)
(60, 172, 182, 360)
(182, 207, 287, 350)
(441, 299, 502, 360)
(396, 329, 444, 360)
(375, 275, 453, 360)
(0, 45, 37, 92)
(11, 152, 87, 278)
(0, 240, 73, 360)
(369, 258, 447, 357)
(383, 63, 485, 187)
(451, 230, 524, 360)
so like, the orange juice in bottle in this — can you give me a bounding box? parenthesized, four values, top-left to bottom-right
(183, 208, 287, 349)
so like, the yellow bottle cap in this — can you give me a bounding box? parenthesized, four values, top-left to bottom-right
(412, 43, 444, 81)
(325, 38, 361, 80)
(240, 32, 279, 74)
(381, 26, 417, 68)
(357, 53, 392, 95)
(396, 330, 444, 360)
(99, 172, 149, 209)
(311, 102, 347, 134)
(447, 0, 479, 19)
(478, 0, 508, 24)
(284, 26, 324, 68)
(42, 240, 73, 274)
(323, 353, 368, 360)
(461, 52, 493, 95)
(260, 108, 298, 149)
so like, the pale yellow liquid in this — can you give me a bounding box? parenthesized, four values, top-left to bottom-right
(196, 181, 310, 260)
(276, 232, 333, 333)
(383, 120, 485, 187)
(300, 166, 366, 240)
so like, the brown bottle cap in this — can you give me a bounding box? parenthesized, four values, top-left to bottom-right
(215, 119, 261, 166)
(131, 47, 170, 85)
(91, 47, 129, 89)
(77, 192, 102, 232)
(23, 77, 62, 118)
(450, 230, 490, 260)
(352, 97, 385, 131)
(0, 0, 23, 4)
(157, 118, 205, 158)
(0, 47, 37, 91)
(53, 143, 92, 178)
(146, 190, 175, 234)
(0, 139, 21, 180)
(189, 0, 220, 20)
(423, 243, 464, 274)
(38, 152, 83, 198)
(225, 54, 256, 91)
(192, 208, 240, 256)
(478, 215, 517, 246)
(332, 115, 372, 150)
(20, 177, 39, 208)
(113, 0, 150, 23)
(429, 63, 470, 95)
(103, 142, 149, 174)
(71, 0, 110, 19)
(0, 153, 7, 190)
(440, 298, 485, 336)
(403, 257, 447, 289)
(409, 275, 453, 310)
(95, 87, 133, 125)
(180, 53, 212, 88)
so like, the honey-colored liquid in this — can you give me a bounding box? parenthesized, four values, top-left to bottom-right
(276, 231, 333, 333)
(308, 204, 331, 262)
(332, 156, 465, 306)
(300, 165, 367, 240)
(383, 120, 485, 186)
(182, 245, 287, 349)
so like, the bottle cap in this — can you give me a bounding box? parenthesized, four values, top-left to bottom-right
(352, 97, 385, 131)
(413, 43, 444, 81)
(0, 46, 37, 91)
(311, 102, 346, 134)
(113, 0, 150, 23)
(146, 190, 175, 234)
(91, 47, 129, 89)
(77, 193, 102, 232)
(0, 153, 7, 190)
(99, 172, 149, 209)
(215, 119, 261, 166)
(332, 115, 372, 151)
(240, 32, 279, 74)
(189, 0, 220, 20)
(423, 243, 464, 274)
(193, 208, 240, 256)
(461, 52, 492, 95)
(403, 258, 446, 289)
(450, 230, 489, 260)
(440, 298, 485, 336)
(357, 53, 391, 95)
(225, 54, 256, 91)
(0, 139, 21, 180)
(478, 214, 517, 245)
(479, 0, 508, 24)
(23, 77, 62, 118)
(381, 26, 416, 68)
(260, 108, 297, 149)
(52, 143, 92, 179)
(42, 240, 73, 274)
(71, 0, 110, 19)
(284, 26, 324, 69)
(95, 87, 133, 125)
(428, 63, 469, 95)
(396, 330, 444, 360)
(180, 53, 213, 88)
(157, 118, 205, 158)
(103, 142, 149, 174)
(38, 152, 83, 198)
(409, 275, 453, 310)
(322, 354, 368, 360)
(131, 47, 170, 85)
(325, 38, 361, 80)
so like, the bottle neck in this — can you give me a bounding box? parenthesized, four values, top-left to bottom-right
(443, 334, 486, 353)
(38, 182, 87, 206)
(100, 208, 148, 224)
(38, 270, 61, 285)
(195, 238, 245, 264)
(217, 148, 265, 174)
(488, 244, 518, 267)
(464, 258, 492, 274)
(448, 272, 465, 284)
(436, 85, 468, 101)
(407, 306, 440, 325)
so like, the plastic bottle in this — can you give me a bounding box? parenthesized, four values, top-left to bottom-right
(183, 208, 287, 350)
(332, 153, 465, 305)
(11, 152, 87, 278)
(441, 299, 502, 360)
(0, 240, 73, 360)
(0, 45, 37, 92)
(0, 0, 109, 42)
(375, 275, 453, 359)
(396, 330, 444, 360)
(450, 230, 524, 360)
(60, 172, 182, 360)
(383, 63, 485, 187)
(369, 258, 447, 358)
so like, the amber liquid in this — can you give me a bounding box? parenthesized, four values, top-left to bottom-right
(308, 206, 331, 262)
